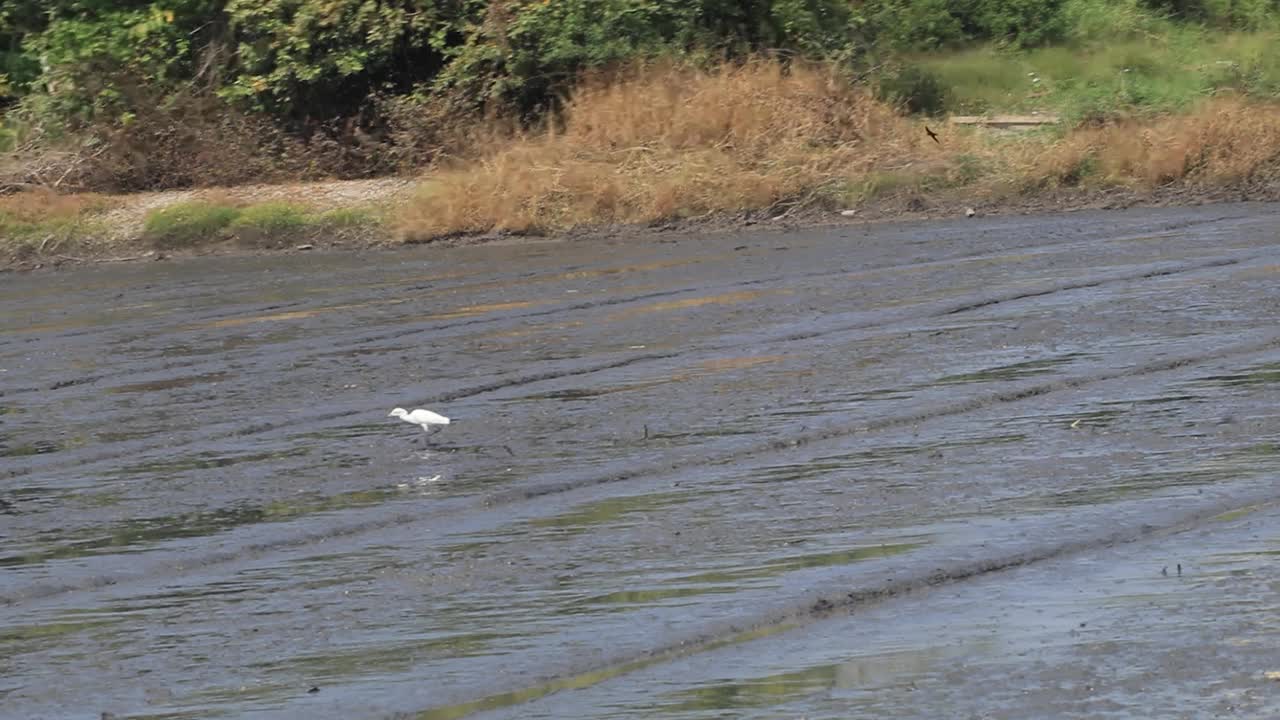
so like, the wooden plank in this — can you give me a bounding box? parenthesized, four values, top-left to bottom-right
(949, 114, 1061, 127)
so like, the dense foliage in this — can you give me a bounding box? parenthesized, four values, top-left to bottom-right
(2, 0, 861, 130)
(3, 0, 1279, 188)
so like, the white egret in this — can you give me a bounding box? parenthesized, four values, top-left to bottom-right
(388, 407, 451, 439)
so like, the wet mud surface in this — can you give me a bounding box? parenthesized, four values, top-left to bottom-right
(3, 203, 1280, 718)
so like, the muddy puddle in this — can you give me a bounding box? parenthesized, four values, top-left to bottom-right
(504, 501, 1280, 720)
(3, 203, 1280, 718)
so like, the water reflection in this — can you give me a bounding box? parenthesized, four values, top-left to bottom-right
(1, 487, 402, 567)
(659, 642, 986, 714)
(934, 353, 1087, 385)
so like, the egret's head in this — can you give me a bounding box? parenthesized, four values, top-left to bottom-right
(389, 408, 408, 418)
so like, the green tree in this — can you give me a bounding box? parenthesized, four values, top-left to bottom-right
(222, 0, 450, 126)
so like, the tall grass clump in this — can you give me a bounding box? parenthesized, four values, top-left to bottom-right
(142, 201, 242, 249)
(1025, 96, 1280, 189)
(398, 60, 981, 240)
(0, 190, 110, 259)
(226, 202, 309, 247)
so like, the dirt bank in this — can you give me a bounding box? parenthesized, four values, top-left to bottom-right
(6, 171, 1280, 274)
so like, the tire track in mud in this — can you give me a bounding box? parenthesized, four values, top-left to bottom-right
(491, 328, 1280, 506)
(6, 321, 1278, 606)
(414, 485, 1280, 719)
(5, 212, 1254, 397)
(2, 207, 1259, 351)
(3, 287, 694, 396)
(5, 209, 1277, 719)
(3, 254, 1251, 484)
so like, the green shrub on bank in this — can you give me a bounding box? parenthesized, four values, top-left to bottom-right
(142, 202, 241, 249)
(875, 65, 950, 116)
(316, 207, 381, 229)
(141, 200, 386, 249)
(226, 202, 308, 247)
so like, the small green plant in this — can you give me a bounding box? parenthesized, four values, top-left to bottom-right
(226, 202, 309, 246)
(949, 153, 987, 186)
(316, 207, 380, 229)
(143, 202, 241, 249)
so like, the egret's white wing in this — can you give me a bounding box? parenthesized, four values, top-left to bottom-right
(407, 409, 450, 425)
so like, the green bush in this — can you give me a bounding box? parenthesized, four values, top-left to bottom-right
(7, 0, 1280, 185)
(1145, 0, 1277, 28)
(876, 65, 951, 116)
(867, 0, 969, 50)
(970, 0, 1067, 47)
(434, 0, 860, 116)
(142, 201, 240, 249)
(1058, 0, 1167, 43)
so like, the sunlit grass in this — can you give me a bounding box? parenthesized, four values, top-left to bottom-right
(142, 200, 387, 249)
(916, 28, 1280, 121)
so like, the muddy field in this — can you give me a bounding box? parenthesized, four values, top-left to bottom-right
(3, 204, 1280, 719)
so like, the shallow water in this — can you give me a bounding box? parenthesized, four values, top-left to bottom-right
(3, 204, 1280, 718)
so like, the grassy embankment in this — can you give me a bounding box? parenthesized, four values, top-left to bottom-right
(400, 29, 1280, 239)
(6, 27, 1280, 265)
(0, 191, 389, 263)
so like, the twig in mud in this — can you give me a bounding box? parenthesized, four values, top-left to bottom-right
(850, 63, 887, 86)
(51, 144, 108, 189)
(54, 251, 155, 264)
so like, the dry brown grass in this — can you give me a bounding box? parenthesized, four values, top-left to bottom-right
(10, 71, 1280, 267)
(1023, 95, 1280, 189)
(400, 62, 1280, 241)
(398, 60, 987, 239)
(0, 189, 114, 261)
(0, 189, 109, 223)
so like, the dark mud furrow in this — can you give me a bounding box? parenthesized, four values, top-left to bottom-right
(4, 204, 1280, 720)
(5, 329, 1276, 605)
(3, 211, 1255, 397)
(8, 358, 1276, 716)
(6, 247, 754, 356)
(0, 245, 1264, 548)
(3, 287, 686, 397)
(415, 487, 1280, 719)
(2, 253, 1250, 482)
(486, 330, 1280, 505)
(456, 498, 1280, 720)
